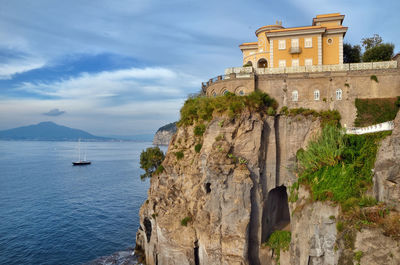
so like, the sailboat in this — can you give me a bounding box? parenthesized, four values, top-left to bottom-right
(72, 139, 91, 166)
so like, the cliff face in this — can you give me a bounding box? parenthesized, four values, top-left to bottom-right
(153, 122, 177, 146)
(136, 111, 400, 265)
(136, 113, 322, 265)
(374, 111, 400, 211)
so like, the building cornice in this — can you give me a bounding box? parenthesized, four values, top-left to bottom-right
(266, 28, 326, 38)
(313, 14, 345, 25)
(325, 27, 348, 36)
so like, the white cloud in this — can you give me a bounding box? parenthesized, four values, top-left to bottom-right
(0, 57, 45, 80)
(17, 66, 199, 99)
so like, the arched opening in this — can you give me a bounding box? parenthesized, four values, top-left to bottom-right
(245, 61, 253, 67)
(336, 89, 342, 100)
(205, 183, 211, 193)
(257, 58, 268, 68)
(292, 90, 298, 102)
(262, 185, 290, 242)
(143, 217, 152, 243)
(194, 240, 200, 265)
(314, 90, 320, 101)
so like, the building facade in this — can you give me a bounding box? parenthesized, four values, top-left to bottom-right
(240, 13, 347, 68)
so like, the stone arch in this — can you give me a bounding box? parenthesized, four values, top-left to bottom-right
(234, 86, 248, 96)
(262, 185, 290, 242)
(314, 89, 320, 101)
(257, 58, 268, 68)
(246, 61, 253, 67)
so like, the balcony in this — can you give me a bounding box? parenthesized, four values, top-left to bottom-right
(289, 47, 302, 54)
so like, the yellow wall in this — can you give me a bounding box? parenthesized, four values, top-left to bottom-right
(318, 21, 341, 27)
(322, 34, 340, 65)
(272, 35, 319, 67)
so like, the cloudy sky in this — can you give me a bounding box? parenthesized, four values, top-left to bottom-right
(0, 0, 399, 136)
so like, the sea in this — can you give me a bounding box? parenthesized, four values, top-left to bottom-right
(0, 140, 161, 265)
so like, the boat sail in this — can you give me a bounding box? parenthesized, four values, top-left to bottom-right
(72, 139, 91, 166)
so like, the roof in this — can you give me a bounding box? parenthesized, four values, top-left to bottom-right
(316, 13, 341, 18)
(269, 25, 323, 33)
(241, 42, 257, 46)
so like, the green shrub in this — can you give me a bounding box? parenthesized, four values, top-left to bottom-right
(358, 196, 378, 207)
(178, 91, 278, 126)
(175, 151, 184, 160)
(140, 147, 165, 180)
(194, 124, 206, 136)
(354, 98, 399, 127)
(286, 108, 341, 128)
(264, 231, 291, 265)
(181, 216, 191, 226)
(288, 182, 299, 202)
(154, 165, 164, 175)
(336, 221, 344, 232)
(280, 106, 289, 115)
(267, 106, 276, 116)
(354, 250, 363, 264)
(370, 75, 378, 82)
(297, 126, 389, 204)
(362, 43, 394, 62)
(194, 144, 202, 153)
(215, 134, 224, 141)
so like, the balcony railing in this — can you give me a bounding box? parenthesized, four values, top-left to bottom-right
(289, 47, 302, 54)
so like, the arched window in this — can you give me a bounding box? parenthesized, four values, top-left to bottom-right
(336, 89, 342, 100)
(245, 61, 253, 67)
(257, 58, 268, 68)
(212, 92, 217, 97)
(223, 90, 229, 95)
(292, 90, 298, 101)
(314, 90, 320, 101)
(239, 90, 245, 96)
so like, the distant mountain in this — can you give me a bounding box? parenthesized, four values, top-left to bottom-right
(0, 121, 110, 141)
(153, 122, 177, 145)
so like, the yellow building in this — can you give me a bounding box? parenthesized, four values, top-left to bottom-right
(240, 13, 348, 68)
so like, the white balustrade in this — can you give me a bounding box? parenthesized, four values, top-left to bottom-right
(345, 121, 395, 135)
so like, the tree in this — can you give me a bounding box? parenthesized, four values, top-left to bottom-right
(140, 147, 165, 180)
(343, 43, 361, 63)
(361, 34, 383, 50)
(362, 43, 394, 62)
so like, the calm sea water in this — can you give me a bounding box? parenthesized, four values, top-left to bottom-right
(0, 141, 157, 265)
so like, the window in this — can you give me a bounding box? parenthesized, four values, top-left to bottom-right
(278, 40, 286, 50)
(327, 38, 333, 45)
(239, 90, 244, 96)
(212, 92, 217, 97)
(314, 90, 320, 101)
(223, 90, 229, 95)
(278, 60, 286, 68)
(292, 90, 298, 101)
(305, 58, 313, 66)
(336, 89, 342, 100)
(291, 38, 299, 48)
(304, 37, 312, 48)
(292, 59, 299, 67)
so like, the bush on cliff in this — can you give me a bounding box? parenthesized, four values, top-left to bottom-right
(178, 91, 278, 126)
(297, 125, 390, 203)
(140, 147, 165, 180)
(354, 98, 399, 127)
(287, 108, 341, 128)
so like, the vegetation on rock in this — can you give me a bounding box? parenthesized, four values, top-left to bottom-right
(286, 108, 341, 128)
(140, 147, 165, 180)
(194, 143, 202, 153)
(178, 91, 278, 126)
(180, 216, 191, 226)
(297, 125, 390, 204)
(354, 98, 399, 126)
(264, 230, 291, 265)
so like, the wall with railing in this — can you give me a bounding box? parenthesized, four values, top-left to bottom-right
(345, 121, 395, 135)
(202, 61, 398, 89)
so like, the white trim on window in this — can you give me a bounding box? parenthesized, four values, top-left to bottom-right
(291, 38, 299, 48)
(292, 90, 298, 101)
(314, 90, 320, 101)
(278, 60, 286, 68)
(304, 37, 312, 48)
(292, 59, 299, 67)
(278, 40, 286, 50)
(336, 89, 342, 100)
(305, 58, 313, 66)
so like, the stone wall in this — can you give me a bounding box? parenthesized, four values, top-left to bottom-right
(205, 67, 400, 126)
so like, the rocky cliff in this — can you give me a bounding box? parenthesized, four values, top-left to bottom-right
(136, 111, 400, 265)
(153, 122, 177, 146)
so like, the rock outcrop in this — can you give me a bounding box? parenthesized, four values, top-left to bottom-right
(374, 111, 400, 211)
(136, 113, 323, 265)
(153, 122, 177, 146)
(136, 111, 400, 265)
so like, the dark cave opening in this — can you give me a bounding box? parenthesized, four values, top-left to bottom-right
(194, 240, 200, 265)
(205, 183, 211, 193)
(143, 217, 152, 243)
(262, 185, 291, 243)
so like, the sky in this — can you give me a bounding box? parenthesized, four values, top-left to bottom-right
(0, 0, 399, 136)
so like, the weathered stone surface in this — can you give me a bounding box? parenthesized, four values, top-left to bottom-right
(354, 228, 400, 265)
(374, 111, 400, 211)
(153, 122, 177, 146)
(136, 113, 321, 265)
